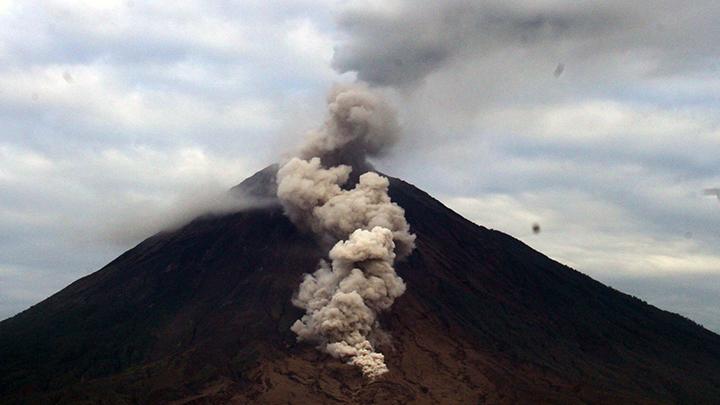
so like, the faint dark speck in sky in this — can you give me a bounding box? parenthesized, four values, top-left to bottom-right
(554, 63, 565, 78)
(532, 223, 541, 234)
(704, 188, 720, 201)
(63, 71, 73, 83)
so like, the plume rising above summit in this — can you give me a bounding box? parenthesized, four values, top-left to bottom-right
(276, 84, 414, 378)
(293, 83, 400, 169)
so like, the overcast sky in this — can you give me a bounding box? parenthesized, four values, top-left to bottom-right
(1, 0, 719, 332)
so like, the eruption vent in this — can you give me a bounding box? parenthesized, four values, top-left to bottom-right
(276, 84, 415, 378)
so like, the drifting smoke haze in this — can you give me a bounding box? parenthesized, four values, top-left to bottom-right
(276, 84, 415, 378)
(105, 186, 273, 245)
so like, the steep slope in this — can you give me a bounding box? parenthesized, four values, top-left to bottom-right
(1, 165, 719, 404)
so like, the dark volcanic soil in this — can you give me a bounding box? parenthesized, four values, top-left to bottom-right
(1, 165, 720, 404)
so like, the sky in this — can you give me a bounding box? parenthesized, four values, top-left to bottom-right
(1, 0, 719, 332)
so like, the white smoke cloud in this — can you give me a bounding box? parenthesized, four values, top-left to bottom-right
(277, 158, 414, 257)
(100, 182, 276, 245)
(276, 84, 414, 378)
(291, 227, 405, 379)
(276, 156, 352, 230)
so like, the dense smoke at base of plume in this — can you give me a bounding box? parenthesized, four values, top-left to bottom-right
(277, 158, 415, 257)
(276, 83, 415, 378)
(291, 227, 404, 379)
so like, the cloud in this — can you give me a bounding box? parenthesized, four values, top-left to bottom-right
(334, 0, 720, 90)
(344, 0, 720, 266)
(0, 143, 254, 319)
(607, 273, 720, 333)
(443, 189, 720, 334)
(0, 0, 351, 321)
(0, 143, 256, 241)
(444, 190, 720, 277)
(332, 0, 720, 138)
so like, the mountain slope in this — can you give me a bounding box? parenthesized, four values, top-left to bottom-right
(1, 165, 719, 404)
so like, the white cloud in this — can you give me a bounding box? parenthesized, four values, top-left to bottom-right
(0, 64, 280, 137)
(444, 190, 720, 278)
(0, 144, 255, 319)
(481, 102, 711, 140)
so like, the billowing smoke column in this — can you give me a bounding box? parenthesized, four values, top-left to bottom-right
(276, 83, 415, 378)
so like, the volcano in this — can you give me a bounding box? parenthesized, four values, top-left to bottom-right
(1, 165, 720, 404)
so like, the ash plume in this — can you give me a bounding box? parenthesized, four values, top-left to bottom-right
(276, 84, 415, 378)
(296, 83, 400, 170)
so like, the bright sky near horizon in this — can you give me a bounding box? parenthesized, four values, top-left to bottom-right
(1, 0, 719, 332)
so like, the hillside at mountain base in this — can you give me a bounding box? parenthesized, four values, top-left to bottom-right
(1, 165, 719, 404)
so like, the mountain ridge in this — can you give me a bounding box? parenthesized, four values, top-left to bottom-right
(1, 165, 719, 404)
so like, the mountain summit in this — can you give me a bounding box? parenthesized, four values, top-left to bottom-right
(1, 165, 720, 404)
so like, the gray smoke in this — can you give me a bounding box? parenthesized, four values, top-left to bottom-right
(333, 1, 620, 88)
(332, 1, 720, 117)
(297, 82, 400, 169)
(276, 84, 415, 378)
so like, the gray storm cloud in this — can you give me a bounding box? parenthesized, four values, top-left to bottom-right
(276, 84, 415, 378)
(332, 0, 720, 92)
(332, 1, 617, 87)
